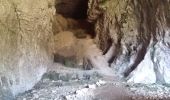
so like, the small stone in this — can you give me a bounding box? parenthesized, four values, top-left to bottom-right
(34, 94, 39, 99)
(84, 84, 88, 88)
(59, 95, 66, 100)
(23, 98, 26, 100)
(96, 80, 106, 87)
(32, 90, 36, 93)
(96, 83, 101, 86)
(98, 80, 106, 85)
(52, 90, 56, 93)
(76, 88, 88, 95)
(88, 84, 96, 89)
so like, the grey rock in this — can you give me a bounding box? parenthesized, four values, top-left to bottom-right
(0, 0, 55, 97)
(88, 0, 170, 84)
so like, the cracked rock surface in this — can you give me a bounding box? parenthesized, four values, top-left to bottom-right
(0, 0, 55, 99)
(88, 0, 170, 84)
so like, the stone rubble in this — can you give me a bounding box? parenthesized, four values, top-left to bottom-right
(16, 68, 170, 100)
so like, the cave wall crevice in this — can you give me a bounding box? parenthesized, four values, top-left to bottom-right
(88, 0, 170, 84)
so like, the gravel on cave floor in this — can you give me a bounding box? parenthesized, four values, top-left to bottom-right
(16, 67, 170, 100)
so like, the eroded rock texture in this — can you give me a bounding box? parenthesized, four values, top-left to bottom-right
(88, 0, 170, 84)
(0, 0, 55, 99)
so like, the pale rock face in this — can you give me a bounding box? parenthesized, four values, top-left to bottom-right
(0, 0, 55, 99)
(129, 40, 170, 84)
(154, 42, 170, 83)
(128, 46, 156, 84)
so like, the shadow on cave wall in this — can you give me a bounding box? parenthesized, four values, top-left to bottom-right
(55, 0, 88, 19)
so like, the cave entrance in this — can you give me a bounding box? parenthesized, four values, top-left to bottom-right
(55, 0, 95, 37)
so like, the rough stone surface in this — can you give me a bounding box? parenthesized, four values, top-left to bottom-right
(16, 67, 170, 100)
(2, 0, 170, 99)
(88, 0, 170, 84)
(0, 0, 55, 99)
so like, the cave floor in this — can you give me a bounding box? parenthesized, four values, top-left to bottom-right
(16, 63, 170, 100)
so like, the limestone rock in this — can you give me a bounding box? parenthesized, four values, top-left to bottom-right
(88, 0, 170, 84)
(128, 46, 156, 84)
(0, 0, 55, 98)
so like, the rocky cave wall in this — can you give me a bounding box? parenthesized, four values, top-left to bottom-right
(0, 0, 55, 99)
(88, 0, 170, 84)
(1, 0, 170, 99)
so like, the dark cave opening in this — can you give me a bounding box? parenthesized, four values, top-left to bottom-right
(55, 0, 96, 38)
(53, 0, 96, 65)
(55, 0, 88, 19)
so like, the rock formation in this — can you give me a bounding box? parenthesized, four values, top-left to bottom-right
(0, 0, 55, 99)
(88, 0, 170, 84)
